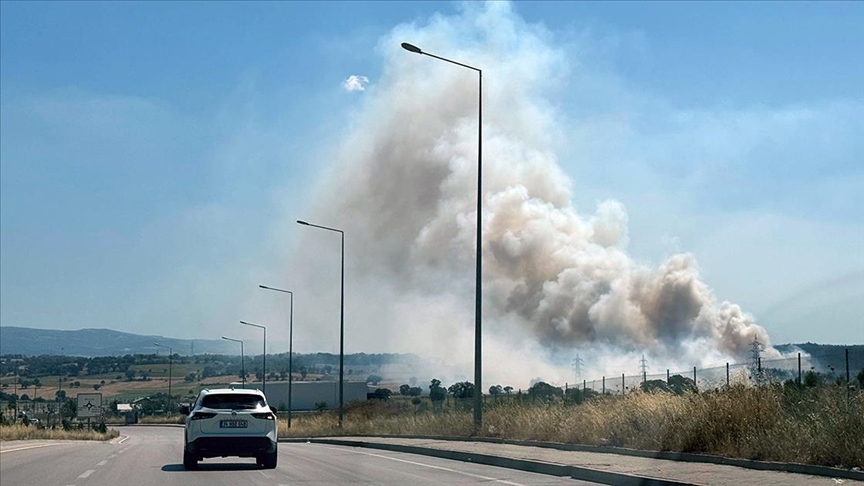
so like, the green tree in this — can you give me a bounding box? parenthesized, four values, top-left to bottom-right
(61, 397, 76, 420)
(641, 379, 671, 393)
(447, 381, 475, 399)
(527, 381, 562, 402)
(366, 375, 383, 386)
(668, 375, 697, 394)
(429, 379, 446, 403)
(408, 387, 422, 397)
(804, 370, 821, 387)
(488, 385, 503, 396)
(399, 384, 411, 396)
(373, 388, 392, 400)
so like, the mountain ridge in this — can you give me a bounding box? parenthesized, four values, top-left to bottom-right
(0, 326, 235, 357)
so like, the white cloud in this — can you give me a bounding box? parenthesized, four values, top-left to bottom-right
(341, 75, 369, 92)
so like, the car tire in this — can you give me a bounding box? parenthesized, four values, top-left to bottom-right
(183, 449, 198, 470)
(261, 450, 277, 469)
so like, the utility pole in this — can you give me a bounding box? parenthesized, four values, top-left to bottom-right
(13, 368, 18, 420)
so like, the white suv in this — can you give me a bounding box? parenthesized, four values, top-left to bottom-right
(182, 388, 278, 469)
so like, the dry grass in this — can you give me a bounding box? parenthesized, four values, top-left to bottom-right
(0, 424, 119, 441)
(278, 385, 863, 469)
(138, 414, 185, 425)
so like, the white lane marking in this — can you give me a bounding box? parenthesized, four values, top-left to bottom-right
(319, 445, 528, 486)
(78, 470, 95, 479)
(108, 454, 117, 459)
(117, 436, 130, 444)
(259, 471, 273, 478)
(96, 460, 108, 466)
(0, 443, 63, 454)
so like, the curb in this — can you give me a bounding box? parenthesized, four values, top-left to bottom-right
(282, 434, 864, 482)
(287, 437, 697, 486)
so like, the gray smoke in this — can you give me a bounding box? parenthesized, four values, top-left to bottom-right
(302, 2, 777, 384)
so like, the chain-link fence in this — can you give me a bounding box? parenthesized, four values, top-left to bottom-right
(567, 348, 864, 395)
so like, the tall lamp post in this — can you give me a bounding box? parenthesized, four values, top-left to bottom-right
(401, 42, 484, 431)
(221, 337, 245, 388)
(297, 219, 345, 427)
(259, 284, 294, 427)
(240, 321, 267, 394)
(153, 342, 173, 399)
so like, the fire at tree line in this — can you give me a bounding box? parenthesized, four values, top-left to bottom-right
(1, 345, 863, 427)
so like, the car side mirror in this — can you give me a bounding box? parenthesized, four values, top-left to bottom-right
(179, 405, 190, 415)
(270, 407, 278, 414)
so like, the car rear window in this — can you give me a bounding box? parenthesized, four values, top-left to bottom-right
(201, 394, 266, 410)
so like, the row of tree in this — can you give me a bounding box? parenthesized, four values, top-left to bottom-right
(0, 352, 405, 382)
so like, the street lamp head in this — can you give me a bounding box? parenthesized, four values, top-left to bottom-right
(401, 42, 422, 54)
(296, 220, 309, 226)
(259, 285, 269, 290)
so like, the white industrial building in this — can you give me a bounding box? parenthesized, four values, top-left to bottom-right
(262, 381, 368, 411)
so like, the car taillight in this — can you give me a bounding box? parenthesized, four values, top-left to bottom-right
(190, 412, 217, 421)
(251, 412, 275, 420)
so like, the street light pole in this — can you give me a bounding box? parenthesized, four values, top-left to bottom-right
(240, 321, 267, 394)
(401, 42, 484, 432)
(222, 337, 245, 388)
(259, 284, 294, 428)
(297, 219, 345, 428)
(154, 342, 173, 399)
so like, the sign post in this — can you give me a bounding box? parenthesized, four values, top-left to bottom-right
(76, 393, 102, 428)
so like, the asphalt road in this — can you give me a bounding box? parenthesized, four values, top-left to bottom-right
(0, 426, 597, 486)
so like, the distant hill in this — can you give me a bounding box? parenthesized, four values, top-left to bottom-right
(0, 326, 234, 357)
(774, 342, 864, 372)
(1, 326, 861, 371)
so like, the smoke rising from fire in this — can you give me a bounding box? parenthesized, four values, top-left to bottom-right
(299, 2, 778, 385)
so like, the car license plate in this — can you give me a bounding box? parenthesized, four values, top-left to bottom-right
(220, 420, 248, 428)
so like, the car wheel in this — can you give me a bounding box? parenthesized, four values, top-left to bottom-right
(183, 449, 198, 470)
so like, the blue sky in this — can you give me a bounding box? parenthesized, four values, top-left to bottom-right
(1, 1, 862, 366)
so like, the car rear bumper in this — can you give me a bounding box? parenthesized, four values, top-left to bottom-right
(186, 436, 277, 458)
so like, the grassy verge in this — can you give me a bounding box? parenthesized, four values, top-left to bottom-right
(278, 384, 863, 469)
(0, 424, 119, 441)
(138, 414, 184, 425)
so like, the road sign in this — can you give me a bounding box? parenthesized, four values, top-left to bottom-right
(77, 393, 103, 418)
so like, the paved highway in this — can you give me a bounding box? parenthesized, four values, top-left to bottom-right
(0, 426, 596, 485)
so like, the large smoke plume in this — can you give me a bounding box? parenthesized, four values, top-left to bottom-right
(298, 3, 778, 386)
